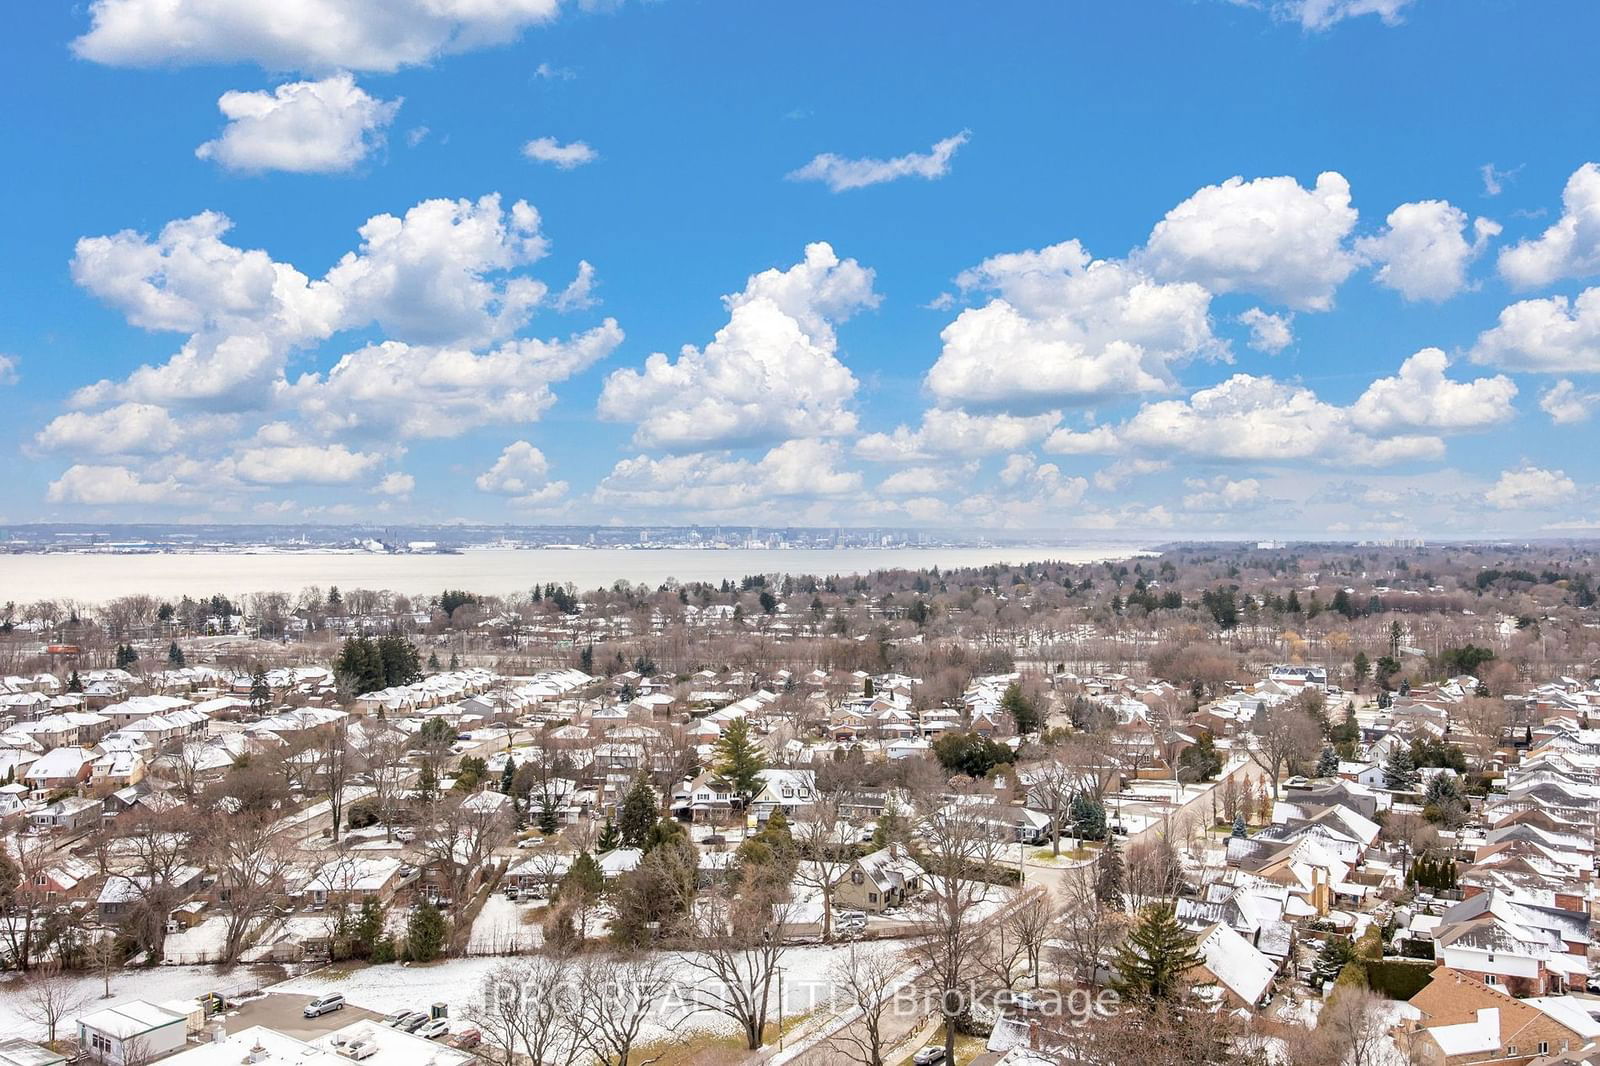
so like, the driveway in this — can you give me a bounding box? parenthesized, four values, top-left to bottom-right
(221, 993, 385, 1041)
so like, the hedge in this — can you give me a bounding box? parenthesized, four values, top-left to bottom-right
(1363, 959, 1435, 1000)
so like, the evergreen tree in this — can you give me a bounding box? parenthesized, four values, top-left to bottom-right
(538, 795, 559, 835)
(713, 717, 768, 804)
(249, 667, 271, 714)
(67, 670, 83, 693)
(404, 902, 447, 962)
(1352, 651, 1370, 690)
(1384, 745, 1420, 791)
(1316, 746, 1339, 777)
(352, 897, 386, 959)
(1095, 836, 1125, 909)
(499, 756, 517, 796)
(166, 641, 185, 668)
(1000, 682, 1043, 735)
(1178, 731, 1222, 781)
(1112, 903, 1203, 1002)
(1310, 936, 1354, 989)
(427, 651, 440, 672)
(646, 816, 691, 854)
(1231, 812, 1247, 839)
(449, 652, 460, 670)
(579, 644, 594, 675)
(559, 852, 605, 902)
(1069, 793, 1107, 841)
(618, 776, 659, 849)
(596, 817, 620, 852)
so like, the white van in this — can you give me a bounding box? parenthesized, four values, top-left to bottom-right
(304, 994, 346, 1018)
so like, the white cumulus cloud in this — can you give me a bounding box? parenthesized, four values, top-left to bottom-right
(1237, 307, 1294, 353)
(195, 74, 400, 174)
(476, 441, 567, 504)
(523, 137, 598, 169)
(73, 0, 562, 74)
(1498, 162, 1600, 289)
(1271, 0, 1417, 30)
(925, 239, 1222, 408)
(1470, 287, 1600, 373)
(1349, 348, 1517, 434)
(855, 409, 1061, 462)
(1484, 465, 1576, 510)
(598, 242, 877, 450)
(1140, 171, 1358, 311)
(1539, 380, 1599, 425)
(1354, 200, 1498, 302)
(787, 131, 968, 193)
(46, 465, 186, 505)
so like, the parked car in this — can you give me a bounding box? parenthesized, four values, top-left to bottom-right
(303, 995, 345, 1018)
(379, 1011, 411, 1028)
(448, 1028, 483, 1050)
(337, 1039, 377, 1061)
(394, 828, 416, 842)
(415, 1019, 450, 1040)
(912, 1048, 947, 1065)
(400, 1014, 432, 1033)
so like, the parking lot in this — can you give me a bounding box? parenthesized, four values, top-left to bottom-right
(221, 993, 385, 1041)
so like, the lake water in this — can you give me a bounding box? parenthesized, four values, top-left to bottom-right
(0, 544, 1148, 604)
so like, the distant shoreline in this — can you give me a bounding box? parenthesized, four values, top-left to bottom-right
(0, 544, 1152, 603)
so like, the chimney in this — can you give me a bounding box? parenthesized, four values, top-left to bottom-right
(887, 842, 902, 860)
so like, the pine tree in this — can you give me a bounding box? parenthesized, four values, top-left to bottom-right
(1384, 745, 1420, 791)
(579, 644, 594, 675)
(1000, 682, 1043, 735)
(1112, 903, 1203, 1002)
(618, 776, 658, 849)
(560, 853, 604, 902)
(713, 717, 767, 804)
(1310, 936, 1354, 989)
(167, 641, 185, 668)
(67, 670, 82, 693)
(249, 667, 271, 714)
(1070, 793, 1107, 841)
(499, 756, 517, 796)
(1316, 746, 1339, 777)
(1095, 836, 1125, 909)
(449, 652, 460, 670)
(404, 902, 447, 962)
(597, 818, 620, 851)
(352, 897, 386, 959)
(427, 651, 440, 672)
(1231, 812, 1247, 839)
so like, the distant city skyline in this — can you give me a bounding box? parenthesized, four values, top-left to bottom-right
(3, 2, 1599, 536)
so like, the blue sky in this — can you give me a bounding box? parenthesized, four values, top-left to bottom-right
(3, 0, 1598, 536)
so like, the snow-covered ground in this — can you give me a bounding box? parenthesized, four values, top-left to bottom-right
(466, 893, 544, 954)
(0, 964, 278, 1042)
(268, 939, 906, 1045)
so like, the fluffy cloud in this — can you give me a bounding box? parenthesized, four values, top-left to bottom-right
(598, 243, 877, 450)
(1118, 373, 1444, 466)
(289, 322, 621, 438)
(1237, 307, 1294, 353)
(594, 439, 862, 512)
(1182, 476, 1266, 512)
(35, 403, 189, 455)
(195, 74, 400, 174)
(1140, 172, 1358, 310)
(70, 195, 561, 410)
(323, 194, 550, 348)
(877, 465, 975, 495)
(995, 454, 1088, 508)
(232, 441, 384, 484)
(475, 441, 567, 503)
(1348, 348, 1517, 434)
(787, 130, 969, 193)
(1484, 465, 1577, 510)
(1470, 287, 1600, 373)
(1539, 380, 1599, 425)
(1271, 0, 1417, 30)
(523, 137, 598, 169)
(1091, 458, 1169, 491)
(925, 240, 1221, 408)
(555, 261, 598, 311)
(374, 472, 414, 497)
(855, 409, 1061, 462)
(1042, 424, 1121, 455)
(1354, 200, 1498, 302)
(0, 354, 17, 385)
(46, 465, 185, 505)
(1498, 163, 1600, 289)
(73, 0, 562, 73)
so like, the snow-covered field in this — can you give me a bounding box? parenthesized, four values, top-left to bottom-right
(268, 939, 906, 1043)
(466, 894, 544, 954)
(0, 964, 278, 1041)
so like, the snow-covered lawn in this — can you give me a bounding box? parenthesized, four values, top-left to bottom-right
(466, 893, 544, 954)
(267, 939, 907, 1045)
(0, 964, 278, 1042)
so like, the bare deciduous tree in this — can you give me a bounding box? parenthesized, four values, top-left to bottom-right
(17, 962, 92, 1043)
(573, 953, 679, 1066)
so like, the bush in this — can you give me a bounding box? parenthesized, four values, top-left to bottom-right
(370, 937, 397, 964)
(346, 800, 381, 830)
(1363, 959, 1434, 1000)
